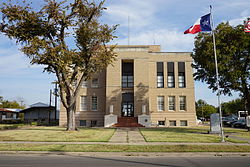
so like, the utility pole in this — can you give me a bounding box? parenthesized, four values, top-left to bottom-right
(54, 82, 58, 120)
(49, 89, 52, 124)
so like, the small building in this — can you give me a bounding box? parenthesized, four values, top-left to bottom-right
(20, 102, 58, 125)
(0, 108, 20, 123)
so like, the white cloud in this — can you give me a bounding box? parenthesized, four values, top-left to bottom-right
(111, 28, 194, 52)
(104, 0, 169, 30)
(228, 9, 250, 26)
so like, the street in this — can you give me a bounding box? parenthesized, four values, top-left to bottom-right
(0, 154, 250, 167)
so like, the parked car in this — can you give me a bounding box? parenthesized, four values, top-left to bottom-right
(222, 117, 237, 127)
(199, 117, 206, 121)
(196, 119, 202, 125)
(232, 119, 246, 128)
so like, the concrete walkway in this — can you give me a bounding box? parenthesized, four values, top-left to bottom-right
(109, 128, 146, 143)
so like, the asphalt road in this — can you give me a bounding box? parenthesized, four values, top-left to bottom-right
(0, 154, 250, 167)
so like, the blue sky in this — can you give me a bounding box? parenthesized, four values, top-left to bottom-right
(0, 0, 249, 107)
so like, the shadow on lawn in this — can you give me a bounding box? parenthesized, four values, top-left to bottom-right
(139, 127, 209, 134)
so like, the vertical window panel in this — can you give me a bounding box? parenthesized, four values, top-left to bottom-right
(157, 96, 165, 111)
(157, 62, 164, 88)
(167, 62, 175, 88)
(168, 96, 175, 111)
(91, 96, 98, 111)
(178, 62, 186, 88)
(179, 96, 186, 111)
(80, 96, 87, 111)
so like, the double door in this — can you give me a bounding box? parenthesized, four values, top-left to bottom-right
(122, 102, 134, 117)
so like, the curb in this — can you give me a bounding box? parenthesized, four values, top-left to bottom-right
(1, 151, 250, 157)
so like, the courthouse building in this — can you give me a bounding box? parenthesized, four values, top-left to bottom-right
(59, 45, 197, 127)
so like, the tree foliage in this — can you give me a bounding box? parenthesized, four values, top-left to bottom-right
(221, 98, 245, 116)
(0, 0, 117, 130)
(192, 22, 250, 113)
(0, 96, 25, 109)
(196, 99, 216, 119)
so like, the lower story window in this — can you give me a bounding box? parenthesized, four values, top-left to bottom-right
(179, 96, 186, 111)
(91, 120, 97, 127)
(180, 120, 188, 126)
(157, 96, 165, 111)
(79, 120, 86, 126)
(169, 120, 176, 126)
(91, 96, 98, 111)
(158, 121, 165, 126)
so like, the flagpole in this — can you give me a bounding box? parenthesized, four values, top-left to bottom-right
(210, 5, 225, 142)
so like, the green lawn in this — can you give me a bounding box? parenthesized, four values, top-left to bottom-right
(0, 124, 23, 130)
(0, 126, 115, 142)
(139, 127, 250, 143)
(0, 143, 250, 152)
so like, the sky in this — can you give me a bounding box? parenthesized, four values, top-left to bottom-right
(0, 0, 249, 107)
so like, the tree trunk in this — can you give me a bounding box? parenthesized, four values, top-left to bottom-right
(66, 103, 76, 131)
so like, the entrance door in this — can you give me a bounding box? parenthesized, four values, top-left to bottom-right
(122, 102, 134, 117)
(121, 93, 134, 117)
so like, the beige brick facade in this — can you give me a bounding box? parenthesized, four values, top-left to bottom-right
(59, 45, 197, 127)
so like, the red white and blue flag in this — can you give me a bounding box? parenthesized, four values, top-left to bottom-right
(244, 20, 250, 33)
(184, 13, 212, 34)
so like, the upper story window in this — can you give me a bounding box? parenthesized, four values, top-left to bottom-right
(122, 62, 134, 88)
(167, 62, 175, 88)
(178, 62, 186, 88)
(157, 62, 164, 88)
(91, 78, 99, 88)
(122, 76, 134, 88)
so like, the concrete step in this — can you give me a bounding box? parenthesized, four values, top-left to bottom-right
(113, 117, 144, 127)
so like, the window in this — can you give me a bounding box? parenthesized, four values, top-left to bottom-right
(91, 78, 99, 88)
(157, 96, 164, 111)
(122, 62, 134, 88)
(178, 62, 186, 88)
(80, 96, 87, 111)
(91, 96, 98, 111)
(167, 62, 175, 88)
(168, 96, 175, 111)
(169, 120, 176, 126)
(178, 75, 185, 88)
(81, 81, 88, 88)
(122, 75, 134, 88)
(157, 62, 164, 88)
(180, 120, 188, 126)
(158, 121, 165, 126)
(91, 120, 97, 127)
(179, 96, 186, 111)
(79, 120, 86, 126)
(72, 80, 77, 88)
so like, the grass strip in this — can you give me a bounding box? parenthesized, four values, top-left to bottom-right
(0, 144, 250, 152)
(139, 127, 250, 143)
(0, 127, 115, 142)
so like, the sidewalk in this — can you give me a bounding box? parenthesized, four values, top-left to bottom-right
(109, 128, 146, 143)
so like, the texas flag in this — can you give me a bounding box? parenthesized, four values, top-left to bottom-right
(184, 13, 212, 34)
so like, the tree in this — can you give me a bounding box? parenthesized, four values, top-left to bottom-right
(0, 0, 117, 130)
(192, 22, 250, 113)
(196, 99, 216, 119)
(0, 97, 25, 109)
(221, 98, 245, 116)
